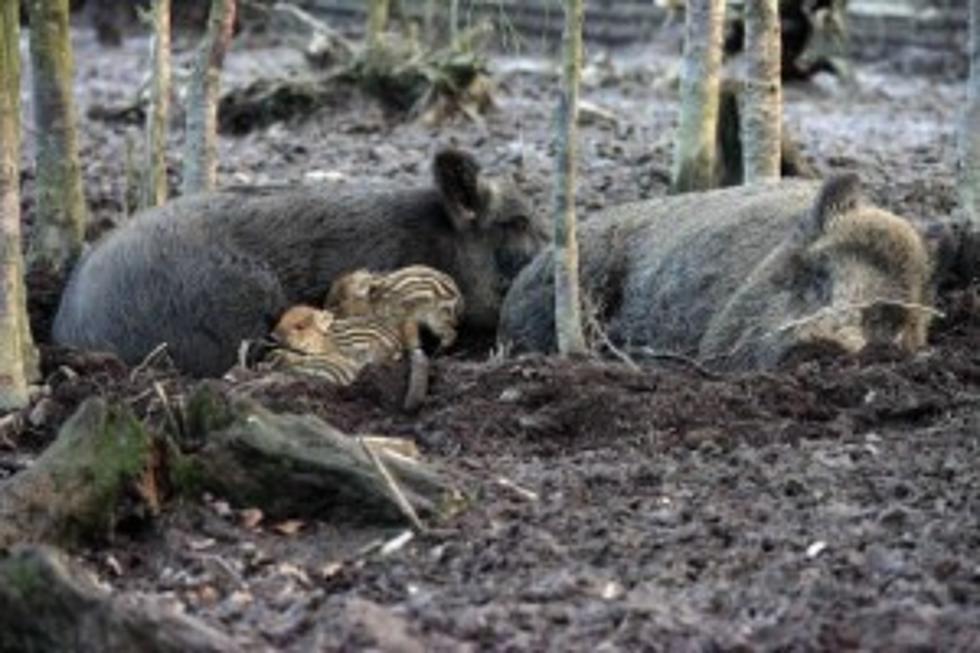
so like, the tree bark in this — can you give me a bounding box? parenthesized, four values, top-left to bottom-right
(26, 0, 88, 274)
(742, 0, 782, 183)
(0, 546, 238, 652)
(144, 0, 171, 208)
(959, 0, 980, 227)
(0, 398, 164, 549)
(366, 0, 389, 52)
(181, 0, 236, 196)
(552, 0, 587, 355)
(0, 1, 39, 411)
(671, 0, 727, 193)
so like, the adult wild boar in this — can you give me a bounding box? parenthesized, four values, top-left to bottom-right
(54, 148, 544, 377)
(499, 175, 934, 371)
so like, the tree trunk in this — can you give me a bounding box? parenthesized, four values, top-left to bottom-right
(423, 0, 435, 42)
(450, 0, 459, 45)
(26, 0, 88, 274)
(0, 546, 238, 652)
(671, 0, 727, 193)
(366, 0, 389, 52)
(959, 0, 980, 227)
(0, 398, 164, 549)
(742, 0, 782, 183)
(552, 0, 587, 355)
(0, 1, 39, 411)
(181, 0, 235, 196)
(143, 0, 171, 208)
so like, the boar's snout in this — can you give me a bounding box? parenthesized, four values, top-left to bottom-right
(702, 174, 934, 370)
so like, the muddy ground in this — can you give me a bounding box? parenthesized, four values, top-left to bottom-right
(4, 19, 980, 652)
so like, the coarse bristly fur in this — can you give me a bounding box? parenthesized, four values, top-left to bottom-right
(326, 264, 464, 350)
(499, 175, 934, 372)
(267, 305, 403, 385)
(53, 148, 544, 377)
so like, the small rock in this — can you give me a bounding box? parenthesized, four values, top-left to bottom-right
(498, 387, 522, 403)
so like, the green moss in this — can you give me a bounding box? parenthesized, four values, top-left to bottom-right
(45, 399, 156, 544)
(0, 556, 47, 602)
(183, 382, 234, 445)
(167, 453, 209, 498)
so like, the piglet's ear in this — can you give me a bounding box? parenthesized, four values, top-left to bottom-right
(433, 148, 485, 230)
(801, 173, 863, 240)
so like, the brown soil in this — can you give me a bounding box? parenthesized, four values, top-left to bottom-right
(5, 23, 979, 652)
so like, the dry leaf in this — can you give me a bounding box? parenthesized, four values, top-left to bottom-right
(240, 508, 264, 529)
(321, 561, 343, 579)
(277, 562, 312, 587)
(211, 499, 233, 518)
(197, 585, 220, 605)
(273, 519, 305, 536)
(227, 589, 254, 606)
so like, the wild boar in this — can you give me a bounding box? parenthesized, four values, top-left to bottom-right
(498, 175, 934, 371)
(326, 264, 464, 351)
(53, 148, 544, 377)
(266, 306, 361, 385)
(268, 304, 428, 410)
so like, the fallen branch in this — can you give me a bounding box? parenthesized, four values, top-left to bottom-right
(178, 384, 465, 524)
(0, 545, 237, 652)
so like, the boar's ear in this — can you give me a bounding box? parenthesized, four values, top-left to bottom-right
(800, 173, 863, 240)
(433, 148, 486, 230)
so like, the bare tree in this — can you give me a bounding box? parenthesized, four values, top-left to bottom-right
(366, 0, 390, 51)
(0, 1, 39, 410)
(959, 0, 980, 227)
(671, 0, 727, 193)
(450, 0, 460, 45)
(741, 0, 782, 182)
(143, 0, 171, 208)
(423, 0, 436, 42)
(181, 0, 236, 195)
(552, 0, 587, 355)
(26, 0, 88, 274)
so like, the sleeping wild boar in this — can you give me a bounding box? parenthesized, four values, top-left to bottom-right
(54, 148, 544, 377)
(499, 174, 934, 371)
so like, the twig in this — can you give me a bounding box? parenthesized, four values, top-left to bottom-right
(359, 437, 426, 533)
(197, 553, 248, 590)
(380, 530, 415, 556)
(238, 340, 252, 370)
(774, 300, 944, 335)
(129, 342, 170, 381)
(496, 476, 539, 502)
(582, 294, 640, 371)
(631, 347, 723, 380)
(152, 381, 183, 437)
